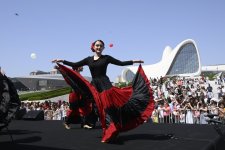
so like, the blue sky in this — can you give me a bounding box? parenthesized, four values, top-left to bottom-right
(1, 0, 225, 82)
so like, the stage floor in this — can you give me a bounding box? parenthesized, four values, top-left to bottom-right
(1, 120, 225, 150)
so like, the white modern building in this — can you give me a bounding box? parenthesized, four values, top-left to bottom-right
(202, 65, 225, 73)
(121, 39, 202, 82)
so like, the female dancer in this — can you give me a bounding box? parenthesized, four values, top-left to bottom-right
(52, 40, 154, 143)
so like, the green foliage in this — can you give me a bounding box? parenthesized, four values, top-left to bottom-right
(19, 87, 72, 101)
(208, 74, 216, 81)
(201, 72, 216, 81)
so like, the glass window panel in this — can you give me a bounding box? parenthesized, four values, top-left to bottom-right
(167, 43, 199, 75)
(125, 70, 135, 82)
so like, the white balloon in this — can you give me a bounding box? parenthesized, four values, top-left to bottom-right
(30, 53, 37, 59)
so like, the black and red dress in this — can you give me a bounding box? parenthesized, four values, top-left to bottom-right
(57, 55, 154, 142)
(65, 90, 93, 127)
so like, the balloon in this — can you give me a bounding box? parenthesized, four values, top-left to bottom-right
(109, 43, 113, 48)
(30, 53, 37, 59)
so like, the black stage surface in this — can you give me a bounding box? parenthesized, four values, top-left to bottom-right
(1, 120, 225, 150)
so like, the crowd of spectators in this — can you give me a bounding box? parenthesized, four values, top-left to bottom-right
(18, 75, 225, 125)
(20, 100, 69, 121)
(150, 75, 225, 124)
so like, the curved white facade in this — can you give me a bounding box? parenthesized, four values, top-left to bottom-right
(121, 39, 201, 82)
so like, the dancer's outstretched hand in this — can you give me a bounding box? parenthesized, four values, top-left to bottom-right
(52, 59, 64, 63)
(133, 60, 144, 64)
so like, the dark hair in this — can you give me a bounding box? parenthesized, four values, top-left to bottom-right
(91, 40, 105, 52)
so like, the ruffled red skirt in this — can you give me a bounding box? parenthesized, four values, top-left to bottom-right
(57, 64, 154, 142)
